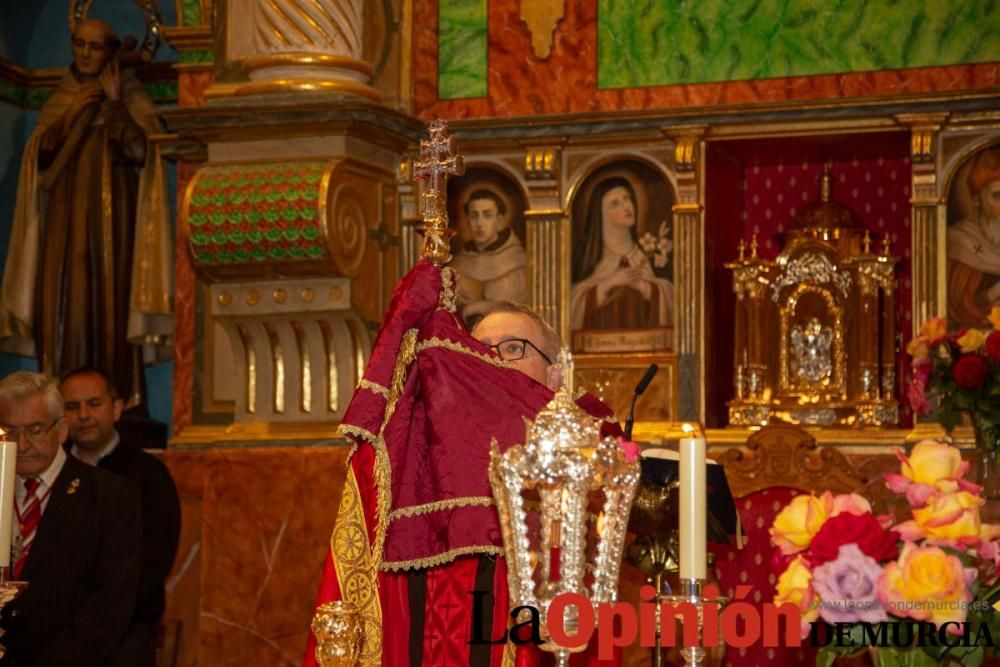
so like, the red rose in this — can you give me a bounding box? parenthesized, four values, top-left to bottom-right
(986, 332, 1000, 362)
(804, 512, 898, 566)
(953, 354, 990, 390)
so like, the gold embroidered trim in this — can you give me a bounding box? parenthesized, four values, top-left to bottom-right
(380, 545, 505, 572)
(388, 496, 495, 520)
(357, 378, 390, 400)
(372, 328, 419, 566)
(330, 470, 382, 665)
(438, 267, 458, 312)
(415, 337, 514, 369)
(339, 424, 377, 446)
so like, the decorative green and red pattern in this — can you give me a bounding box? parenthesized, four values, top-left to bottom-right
(186, 161, 328, 265)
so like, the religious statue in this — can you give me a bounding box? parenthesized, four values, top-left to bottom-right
(0, 17, 172, 406)
(790, 317, 834, 386)
(449, 188, 527, 319)
(570, 176, 673, 331)
(948, 146, 1000, 329)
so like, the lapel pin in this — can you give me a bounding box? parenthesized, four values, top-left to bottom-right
(67, 478, 80, 495)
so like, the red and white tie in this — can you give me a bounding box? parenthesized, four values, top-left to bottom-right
(13, 478, 42, 579)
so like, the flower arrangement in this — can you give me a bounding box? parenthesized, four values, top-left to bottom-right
(906, 307, 1000, 456)
(770, 440, 1000, 666)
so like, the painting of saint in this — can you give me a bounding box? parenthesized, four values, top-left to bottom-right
(947, 145, 1000, 329)
(447, 169, 528, 320)
(570, 163, 674, 350)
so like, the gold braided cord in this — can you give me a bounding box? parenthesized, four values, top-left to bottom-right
(415, 337, 513, 369)
(438, 267, 458, 312)
(338, 423, 377, 447)
(357, 378, 390, 399)
(380, 545, 505, 572)
(329, 470, 382, 665)
(388, 496, 494, 521)
(372, 328, 419, 568)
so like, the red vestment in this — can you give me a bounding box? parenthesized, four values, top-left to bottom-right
(304, 261, 623, 666)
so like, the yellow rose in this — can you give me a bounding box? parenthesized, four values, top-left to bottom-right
(774, 555, 819, 637)
(901, 440, 968, 487)
(905, 336, 929, 360)
(989, 305, 1000, 332)
(878, 543, 974, 627)
(956, 329, 986, 353)
(770, 494, 828, 555)
(912, 490, 984, 543)
(919, 317, 948, 344)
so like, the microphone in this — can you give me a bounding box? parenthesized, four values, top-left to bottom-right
(623, 363, 659, 441)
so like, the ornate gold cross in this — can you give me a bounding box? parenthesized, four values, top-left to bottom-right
(413, 120, 464, 265)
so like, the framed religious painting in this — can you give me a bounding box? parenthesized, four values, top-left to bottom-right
(946, 143, 1000, 330)
(446, 166, 529, 323)
(569, 160, 675, 353)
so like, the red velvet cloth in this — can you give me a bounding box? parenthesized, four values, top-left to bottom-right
(306, 260, 623, 666)
(713, 487, 817, 667)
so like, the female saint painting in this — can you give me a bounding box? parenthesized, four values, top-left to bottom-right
(570, 162, 674, 351)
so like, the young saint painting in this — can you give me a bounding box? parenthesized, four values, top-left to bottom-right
(570, 171, 674, 337)
(447, 169, 528, 320)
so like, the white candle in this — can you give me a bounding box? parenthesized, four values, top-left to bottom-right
(679, 425, 706, 581)
(0, 433, 15, 569)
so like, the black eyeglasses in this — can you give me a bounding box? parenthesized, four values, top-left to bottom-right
(486, 338, 553, 365)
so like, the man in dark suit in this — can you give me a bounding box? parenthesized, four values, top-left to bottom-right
(60, 367, 181, 667)
(0, 371, 140, 666)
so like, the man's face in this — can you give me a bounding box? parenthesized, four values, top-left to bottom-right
(472, 312, 557, 390)
(467, 198, 503, 249)
(61, 374, 122, 452)
(980, 179, 1000, 221)
(602, 186, 635, 228)
(72, 21, 113, 76)
(0, 393, 68, 477)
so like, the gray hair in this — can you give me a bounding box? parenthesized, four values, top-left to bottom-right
(471, 300, 561, 362)
(0, 371, 64, 421)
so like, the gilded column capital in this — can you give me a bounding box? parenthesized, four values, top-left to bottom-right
(661, 124, 707, 172)
(895, 113, 949, 164)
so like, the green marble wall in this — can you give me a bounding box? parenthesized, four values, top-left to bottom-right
(438, 0, 488, 99)
(598, 0, 1000, 88)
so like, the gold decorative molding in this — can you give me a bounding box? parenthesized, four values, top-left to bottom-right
(524, 147, 558, 180)
(162, 26, 214, 52)
(895, 113, 949, 163)
(520, 0, 564, 59)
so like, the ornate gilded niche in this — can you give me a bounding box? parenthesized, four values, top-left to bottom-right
(727, 170, 898, 428)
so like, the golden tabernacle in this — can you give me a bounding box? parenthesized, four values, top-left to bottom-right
(727, 169, 898, 428)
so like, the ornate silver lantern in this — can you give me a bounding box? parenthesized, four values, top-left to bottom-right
(489, 350, 640, 664)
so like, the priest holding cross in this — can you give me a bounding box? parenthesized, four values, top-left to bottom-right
(303, 121, 630, 666)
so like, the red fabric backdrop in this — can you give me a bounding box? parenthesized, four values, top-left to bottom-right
(704, 133, 914, 427)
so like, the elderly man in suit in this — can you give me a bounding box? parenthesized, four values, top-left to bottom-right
(0, 371, 140, 666)
(60, 367, 180, 667)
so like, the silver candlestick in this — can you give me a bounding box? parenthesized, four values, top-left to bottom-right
(659, 578, 728, 666)
(0, 566, 28, 659)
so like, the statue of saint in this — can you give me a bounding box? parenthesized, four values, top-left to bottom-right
(0, 18, 173, 406)
(948, 146, 1000, 328)
(790, 317, 833, 385)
